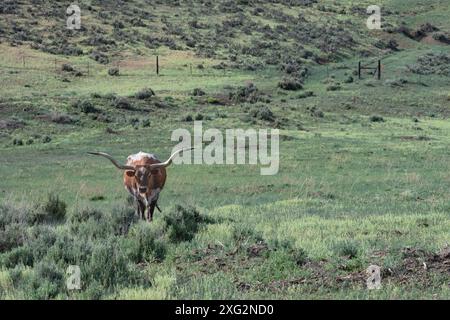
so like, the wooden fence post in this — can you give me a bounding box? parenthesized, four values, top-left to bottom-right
(156, 55, 159, 75)
(377, 60, 381, 80)
(358, 61, 361, 80)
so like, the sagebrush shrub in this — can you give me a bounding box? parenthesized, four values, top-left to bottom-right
(0, 200, 32, 252)
(69, 207, 103, 224)
(0, 223, 27, 252)
(111, 206, 136, 236)
(278, 77, 303, 91)
(31, 194, 66, 224)
(164, 205, 204, 243)
(250, 106, 275, 122)
(0, 198, 206, 299)
(108, 67, 120, 76)
(113, 97, 133, 110)
(135, 88, 155, 100)
(71, 99, 99, 114)
(83, 237, 134, 290)
(0, 246, 34, 268)
(126, 222, 167, 263)
(192, 88, 206, 96)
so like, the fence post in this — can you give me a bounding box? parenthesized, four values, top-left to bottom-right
(22, 56, 25, 68)
(358, 61, 361, 80)
(87, 61, 90, 76)
(156, 55, 159, 75)
(377, 60, 381, 80)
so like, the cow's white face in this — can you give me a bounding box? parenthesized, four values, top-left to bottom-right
(126, 166, 152, 194)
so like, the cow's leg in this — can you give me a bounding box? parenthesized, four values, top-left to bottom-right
(126, 187, 142, 218)
(131, 197, 139, 217)
(138, 199, 146, 220)
(146, 188, 161, 222)
(147, 201, 156, 222)
(132, 196, 144, 219)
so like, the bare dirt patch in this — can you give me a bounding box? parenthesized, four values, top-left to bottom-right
(236, 247, 450, 293)
(420, 35, 445, 46)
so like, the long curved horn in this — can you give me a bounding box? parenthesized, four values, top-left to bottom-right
(149, 148, 194, 170)
(88, 152, 135, 171)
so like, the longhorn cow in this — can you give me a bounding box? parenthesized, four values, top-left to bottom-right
(88, 148, 191, 221)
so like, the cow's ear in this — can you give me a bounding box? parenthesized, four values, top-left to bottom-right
(125, 170, 135, 177)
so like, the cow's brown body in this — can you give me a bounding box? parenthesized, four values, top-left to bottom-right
(88, 148, 191, 222)
(124, 152, 167, 221)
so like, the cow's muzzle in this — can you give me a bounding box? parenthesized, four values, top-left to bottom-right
(139, 187, 147, 193)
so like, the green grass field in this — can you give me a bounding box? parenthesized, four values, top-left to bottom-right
(0, 0, 449, 300)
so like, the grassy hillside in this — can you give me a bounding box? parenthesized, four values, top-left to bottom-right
(0, 0, 449, 299)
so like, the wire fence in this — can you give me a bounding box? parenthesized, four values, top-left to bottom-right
(0, 52, 238, 79)
(0, 48, 414, 83)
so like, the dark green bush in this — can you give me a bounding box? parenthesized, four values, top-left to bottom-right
(69, 207, 103, 224)
(83, 237, 134, 289)
(72, 215, 112, 239)
(72, 99, 99, 114)
(278, 77, 303, 91)
(370, 115, 385, 122)
(27, 225, 58, 262)
(32, 194, 66, 224)
(332, 240, 360, 259)
(9, 262, 65, 300)
(297, 91, 314, 99)
(113, 97, 133, 110)
(51, 113, 75, 125)
(0, 223, 27, 252)
(0, 202, 31, 252)
(192, 88, 206, 96)
(228, 83, 264, 103)
(141, 119, 151, 127)
(108, 67, 120, 76)
(135, 88, 155, 100)
(326, 83, 341, 91)
(12, 138, 23, 146)
(0, 201, 30, 227)
(250, 106, 275, 122)
(126, 222, 167, 263)
(164, 205, 204, 243)
(111, 206, 136, 236)
(0, 245, 34, 268)
(0, 201, 208, 298)
(61, 64, 74, 72)
(31, 261, 65, 299)
(344, 76, 354, 83)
